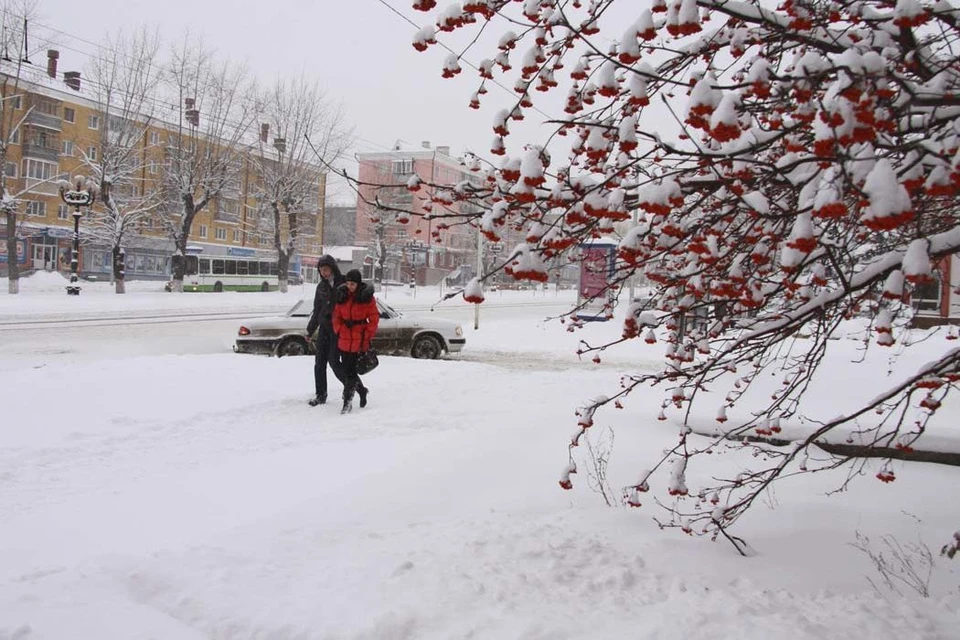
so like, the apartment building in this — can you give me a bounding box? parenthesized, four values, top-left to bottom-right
(0, 52, 327, 284)
(356, 143, 488, 286)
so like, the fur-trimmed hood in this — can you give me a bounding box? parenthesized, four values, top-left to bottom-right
(337, 281, 374, 304)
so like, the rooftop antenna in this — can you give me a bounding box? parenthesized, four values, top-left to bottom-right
(20, 18, 29, 64)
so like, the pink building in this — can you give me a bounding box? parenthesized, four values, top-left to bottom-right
(356, 143, 483, 286)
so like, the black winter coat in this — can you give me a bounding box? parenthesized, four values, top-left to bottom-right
(307, 264, 345, 337)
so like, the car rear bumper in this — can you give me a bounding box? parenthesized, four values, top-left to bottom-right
(234, 339, 279, 355)
(447, 338, 466, 353)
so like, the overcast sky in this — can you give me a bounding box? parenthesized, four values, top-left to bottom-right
(37, 0, 568, 203)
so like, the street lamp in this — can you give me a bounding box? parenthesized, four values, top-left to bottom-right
(58, 176, 97, 296)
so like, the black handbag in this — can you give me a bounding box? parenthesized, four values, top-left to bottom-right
(356, 348, 379, 375)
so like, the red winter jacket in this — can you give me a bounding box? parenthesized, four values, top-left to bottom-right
(332, 282, 380, 353)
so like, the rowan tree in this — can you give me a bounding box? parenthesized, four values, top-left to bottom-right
(374, 0, 960, 550)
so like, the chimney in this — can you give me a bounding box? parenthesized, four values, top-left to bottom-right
(436, 145, 450, 156)
(46, 49, 58, 78)
(63, 71, 80, 91)
(184, 98, 199, 127)
(260, 123, 270, 143)
(421, 141, 431, 149)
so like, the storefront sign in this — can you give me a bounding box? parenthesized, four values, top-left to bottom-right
(0, 239, 26, 264)
(577, 242, 616, 322)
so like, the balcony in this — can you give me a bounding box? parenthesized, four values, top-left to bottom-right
(24, 96, 62, 132)
(24, 110, 62, 132)
(22, 142, 60, 163)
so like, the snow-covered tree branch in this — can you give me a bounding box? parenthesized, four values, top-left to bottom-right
(158, 36, 254, 292)
(80, 27, 162, 293)
(253, 76, 350, 292)
(368, 0, 960, 544)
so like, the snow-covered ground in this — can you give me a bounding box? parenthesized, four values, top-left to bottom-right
(1, 272, 959, 638)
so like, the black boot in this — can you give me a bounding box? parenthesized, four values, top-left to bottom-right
(358, 386, 368, 408)
(308, 395, 326, 407)
(340, 397, 353, 414)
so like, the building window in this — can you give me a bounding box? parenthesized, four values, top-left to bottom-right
(35, 99, 59, 117)
(149, 131, 160, 145)
(199, 225, 208, 239)
(233, 229, 241, 242)
(63, 107, 75, 123)
(29, 128, 55, 150)
(25, 200, 46, 217)
(215, 228, 227, 240)
(86, 147, 97, 162)
(3, 162, 16, 178)
(58, 204, 69, 219)
(9, 129, 19, 144)
(61, 140, 74, 156)
(6, 95, 22, 110)
(392, 159, 414, 175)
(23, 158, 59, 186)
(88, 115, 100, 130)
(220, 199, 238, 215)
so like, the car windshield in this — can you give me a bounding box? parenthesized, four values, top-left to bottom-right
(287, 300, 310, 317)
(378, 301, 401, 318)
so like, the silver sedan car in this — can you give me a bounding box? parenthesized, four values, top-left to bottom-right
(235, 298, 466, 359)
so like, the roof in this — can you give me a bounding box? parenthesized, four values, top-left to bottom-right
(324, 245, 366, 262)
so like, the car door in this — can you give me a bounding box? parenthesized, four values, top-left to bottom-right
(372, 300, 400, 354)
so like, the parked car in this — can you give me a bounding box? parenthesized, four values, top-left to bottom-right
(234, 298, 466, 359)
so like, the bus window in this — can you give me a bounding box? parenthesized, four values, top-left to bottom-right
(185, 255, 199, 276)
(212, 259, 225, 275)
(199, 258, 211, 274)
(269, 262, 279, 276)
(225, 260, 237, 275)
(237, 260, 249, 275)
(249, 261, 260, 276)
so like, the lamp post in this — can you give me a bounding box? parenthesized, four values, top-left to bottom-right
(58, 176, 97, 296)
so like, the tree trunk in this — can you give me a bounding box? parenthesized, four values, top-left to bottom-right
(170, 246, 185, 293)
(277, 248, 289, 293)
(5, 212, 18, 294)
(169, 231, 187, 293)
(170, 197, 198, 293)
(113, 246, 126, 294)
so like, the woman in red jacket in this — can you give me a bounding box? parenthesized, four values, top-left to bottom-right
(332, 269, 380, 414)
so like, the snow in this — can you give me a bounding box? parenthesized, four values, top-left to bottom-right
(1, 278, 959, 638)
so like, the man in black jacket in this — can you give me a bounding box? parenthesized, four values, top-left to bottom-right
(306, 255, 348, 406)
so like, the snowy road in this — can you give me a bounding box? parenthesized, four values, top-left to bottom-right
(0, 297, 590, 373)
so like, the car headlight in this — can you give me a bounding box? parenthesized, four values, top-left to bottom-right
(455, 325, 463, 337)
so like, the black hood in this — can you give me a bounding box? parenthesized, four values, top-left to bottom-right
(318, 254, 341, 277)
(338, 281, 374, 303)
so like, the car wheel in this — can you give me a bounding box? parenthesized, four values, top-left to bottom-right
(277, 336, 308, 357)
(411, 334, 443, 359)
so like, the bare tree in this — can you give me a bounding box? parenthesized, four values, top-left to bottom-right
(158, 37, 253, 292)
(80, 27, 162, 294)
(254, 76, 349, 292)
(321, 202, 358, 247)
(1, 0, 40, 294)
